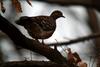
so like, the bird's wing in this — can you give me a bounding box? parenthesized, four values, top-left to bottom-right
(31, 16, 56, 31)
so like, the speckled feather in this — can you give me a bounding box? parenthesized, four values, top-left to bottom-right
(16, 10, 64, 39)
(30, 16, 56, 31)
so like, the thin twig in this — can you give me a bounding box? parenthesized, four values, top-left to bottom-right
(48, 33, 100, 46)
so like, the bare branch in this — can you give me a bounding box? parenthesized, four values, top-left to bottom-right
(1, 61, 69, 67)
(26, 0, 32, 6)
(48, 33, 100, 46)
(37, 0, 100, 11)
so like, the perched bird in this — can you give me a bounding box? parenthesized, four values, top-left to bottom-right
(15, 10, 65, 44)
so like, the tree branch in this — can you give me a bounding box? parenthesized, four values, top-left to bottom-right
(0, 15, 67, 64)
(87, 8, 100, 67)
(0, 46, 4, 65)
(48, 33, 100, 46)
(37, 0, 100, 12)
(1, 61, 69, 67)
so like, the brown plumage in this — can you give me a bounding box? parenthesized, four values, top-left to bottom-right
(15, 10, 65, 43)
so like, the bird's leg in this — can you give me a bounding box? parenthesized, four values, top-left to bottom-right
(35, 39, 39, 42)
(35, 39, 45, 45)
(42, 39, 45, 45)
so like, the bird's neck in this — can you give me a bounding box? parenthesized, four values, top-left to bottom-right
(50, 15, 59, 20)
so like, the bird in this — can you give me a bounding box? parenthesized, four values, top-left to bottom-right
(15, 10, 65, 44)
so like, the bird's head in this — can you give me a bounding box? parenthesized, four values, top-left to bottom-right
(15, 16, 30, 26)
(50, 10, 65, 20)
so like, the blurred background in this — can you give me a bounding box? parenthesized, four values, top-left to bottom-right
(1, 0, 100, 67)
